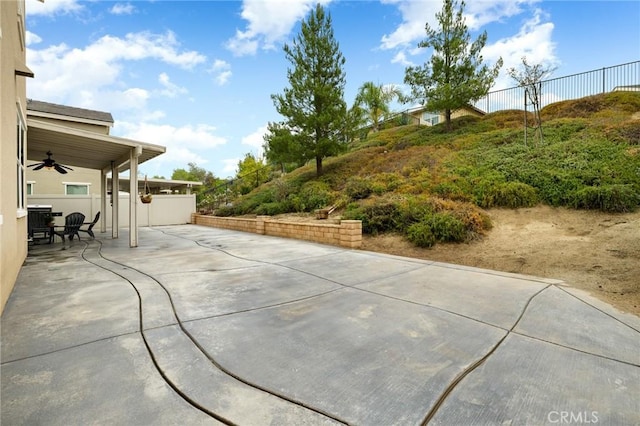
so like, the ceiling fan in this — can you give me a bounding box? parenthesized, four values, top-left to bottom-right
(27, 151, 73, 174)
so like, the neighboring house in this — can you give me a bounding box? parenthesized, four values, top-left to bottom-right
(404, 104, 486, 126)
(612, 85, 640, 92)
(1, 0, 33, 313)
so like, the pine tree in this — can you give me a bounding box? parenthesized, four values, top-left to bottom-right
(404, 0, 502, 130)
(270, 3, 347, 176)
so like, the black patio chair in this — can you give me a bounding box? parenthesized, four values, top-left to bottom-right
(53, 212, 85, 242)
(79, 211, 100, 239)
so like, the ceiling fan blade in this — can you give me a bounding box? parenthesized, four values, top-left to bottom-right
(29, 163, 46, 170)
(54, 163, 69, 174)
(60, 164, 74, 171)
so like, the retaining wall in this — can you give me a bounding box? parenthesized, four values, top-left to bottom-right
(191, 214, 362, 248)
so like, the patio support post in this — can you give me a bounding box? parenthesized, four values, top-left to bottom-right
(111, 161, 119, 239)
(129, 146, 141, 248)
(100, 170, 107, 234)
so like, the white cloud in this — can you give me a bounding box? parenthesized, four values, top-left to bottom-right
(225, 0, 333, 56)
(25, 31, 42, 46)
(381, 0, 546, 73)
(110, 3, 135, 15)
(26, 0, 84, 17)
(115, 121, 228, 177)
(465, 0, 540, 30)
(380, 0, 442, 50)
(210, 59, 232, 86)
(241, 125, 268, 158)
(119, 122, 227, 150)
(391, 51, 413, 67)
(26, 31, 205, 110)
(157, 73, 188, 98)
(483, 9, 558, 89)
(221, 158, 241, 177)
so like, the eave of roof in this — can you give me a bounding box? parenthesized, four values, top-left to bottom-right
(27, 99, 114, 125)
(27, 118, 165, 173)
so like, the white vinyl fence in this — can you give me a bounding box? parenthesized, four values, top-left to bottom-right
(27, 194, 196, 229)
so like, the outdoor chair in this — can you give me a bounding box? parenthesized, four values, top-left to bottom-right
(53, 212, 85, 242)
(79, 211, 100, 239)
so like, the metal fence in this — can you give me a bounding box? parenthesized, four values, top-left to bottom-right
(474, 60, 640, 113)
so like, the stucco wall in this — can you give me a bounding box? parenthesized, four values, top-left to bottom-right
(26, 166, 102, 195)
(27, 194, 196, 228)
(192, 214, 362, 249)
(1, 0, 29, 314)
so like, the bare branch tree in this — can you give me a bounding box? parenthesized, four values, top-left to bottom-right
(508, 57, 556, 145)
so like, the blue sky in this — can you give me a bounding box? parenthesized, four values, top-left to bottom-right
(25, 0, 640, 179)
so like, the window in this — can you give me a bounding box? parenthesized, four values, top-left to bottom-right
(27, 181, 34, 195)
(17, 110, 26, 211)
(422, 112, 440, 126)
(64, 183, 90, 195)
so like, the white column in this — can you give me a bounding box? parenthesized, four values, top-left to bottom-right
(111, 161, 119, 239)
(100, 170, 107, 234)
(129, 147, 139, 248)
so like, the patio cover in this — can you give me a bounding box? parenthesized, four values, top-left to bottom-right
(27, 118, 166, 247)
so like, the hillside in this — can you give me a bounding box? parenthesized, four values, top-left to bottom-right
(215, 91, 640, 314)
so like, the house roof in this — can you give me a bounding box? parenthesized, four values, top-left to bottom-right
(27, 99, 114, 125)
(27, 118, 165, 174)
(405, 103, 486, 116)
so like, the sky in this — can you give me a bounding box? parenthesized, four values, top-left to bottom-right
(25, 0, 640, 179)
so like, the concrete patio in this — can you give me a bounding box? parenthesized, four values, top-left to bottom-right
(1, 224, 639, 425)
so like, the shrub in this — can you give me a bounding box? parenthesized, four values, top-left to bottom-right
(427, 212, 467, 242)
(475, 181, 539, 208)
(571, 184, 639, 213)
(345, 176, 373, 200)
(290, 181, 334, 212)
(433, 181, 471, 201)
(406, 222, 436, 248)
(255, 202, 291, 215)
(342, 202, 400, 235)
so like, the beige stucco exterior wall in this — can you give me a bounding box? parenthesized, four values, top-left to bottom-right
(1, 0, 29, 314)
(409, 106, 484, 126)
(27, 166, 102, 195)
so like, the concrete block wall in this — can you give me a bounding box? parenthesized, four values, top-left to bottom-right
(191, 214, 362, 248)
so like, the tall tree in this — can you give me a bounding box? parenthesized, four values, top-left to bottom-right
(404, 0, 502, 130)
(270, 3, 347, 176)
(354, 82, 403, 131)
(263, 121, 307, 172)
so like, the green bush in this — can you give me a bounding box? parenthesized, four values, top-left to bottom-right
(475, 181, 539, 208)
(345, 176, 373, 200)
(255, 201, 291, 215)
(571, 184, 639, 213)
(427, 212, 467, 242)
(406, 222, 436, 248)
(342, 202, 400, 235)
(396, 196, 434, 228)
(290, 181, 334, 212)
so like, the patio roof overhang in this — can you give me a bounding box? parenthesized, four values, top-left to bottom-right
(26, 118, 165, 173)
(26, 118, 166, 248)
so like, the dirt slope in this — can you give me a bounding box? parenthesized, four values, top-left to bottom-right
(361, 206, 640, 316)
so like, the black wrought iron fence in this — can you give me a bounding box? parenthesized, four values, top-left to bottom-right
(474, 60, 640, 113)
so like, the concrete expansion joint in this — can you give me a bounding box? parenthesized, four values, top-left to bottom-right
(78, 236, 349, 425)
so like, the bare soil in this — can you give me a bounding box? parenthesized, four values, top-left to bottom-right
(361, 206, 640, 316)
(275, 206, 640, 316)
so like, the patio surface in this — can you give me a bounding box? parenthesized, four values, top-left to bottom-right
(1, 225, 639, 425)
